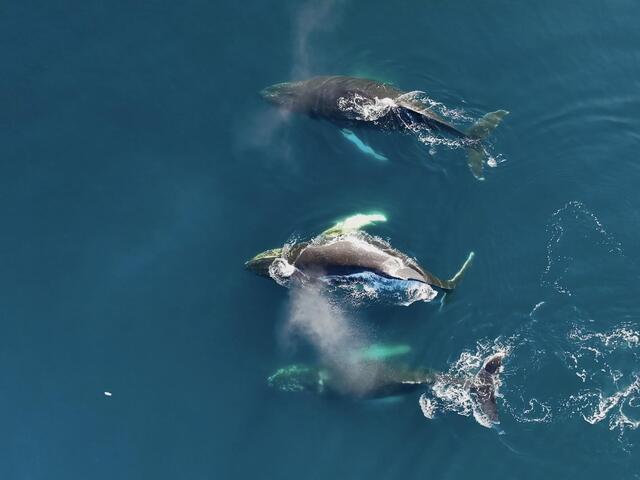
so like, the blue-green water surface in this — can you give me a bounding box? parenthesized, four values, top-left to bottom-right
(1, 1, 640, 478)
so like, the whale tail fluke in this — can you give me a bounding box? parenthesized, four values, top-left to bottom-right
(466, 110, 509, 140)
(469, 352, 506, 428)
(465, 110, 509, 180)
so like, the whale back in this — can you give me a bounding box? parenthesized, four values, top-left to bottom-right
(263, 76, 464, 134)
(291, 236, 430, 284)
(295, 76, 403, 120)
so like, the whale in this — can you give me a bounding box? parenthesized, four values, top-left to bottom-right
(245, 214, 474, 302)
(268, 350, 506, 428)
(261, 75, 508, 180)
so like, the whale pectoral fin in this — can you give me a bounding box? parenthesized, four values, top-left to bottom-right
(321, 213, 387, 237)
(430, 251, 475, 291)
(355, 343, 412, 361)
(445, 251, 475, 289)
(340, 129, 388, 161)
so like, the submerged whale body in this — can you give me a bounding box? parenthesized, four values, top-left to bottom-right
(268, 351, 506, 428)
(261, 75, 508, 179)
(245, 214, 474, 304)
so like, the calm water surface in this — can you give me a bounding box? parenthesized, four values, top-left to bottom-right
(1, 0, 640, 478)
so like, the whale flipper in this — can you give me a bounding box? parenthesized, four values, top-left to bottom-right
(355, 343, 411, 361)
(340, 129, 388, 161)
(445, 251, 475, 289)
(320, 213, 387, 237)
(465, 110, 509, 180)
(427, 251, 475, 291)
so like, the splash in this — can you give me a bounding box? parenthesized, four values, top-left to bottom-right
(531, 200, 640, 444)
(321, 271, 437, 306)
(565, 378, 640, 443)
(267, 251, 438, 306)
(419, 395, 436, 419)
(419, 339, 512, 428)
(268, 257, 298, 286)
(569, 326, 640, 350)
(541, 200, 624, 296)
(337, 93, 398, 122)
(516, 398, 553, 423)
(335, 89, 505, 166)
(582, 377, 640, 427)
(397, 91, 473, 122)
(562, 323, 640, 440)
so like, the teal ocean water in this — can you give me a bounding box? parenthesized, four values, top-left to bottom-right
(2, 1, 640, 478)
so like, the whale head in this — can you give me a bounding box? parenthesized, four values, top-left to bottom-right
(245, 248, 282, 276)
(260, 81, 306, 109)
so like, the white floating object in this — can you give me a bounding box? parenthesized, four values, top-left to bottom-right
(104, 391, 112, 397)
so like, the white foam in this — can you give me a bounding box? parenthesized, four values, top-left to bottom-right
(419, 394, 436, 419)
(541, 200, 624, 295)
(569, 327, 640, 349)
(337, 93, 397, 122)
(583, 377, 640, 426)
(420, 341, 511, 429)
(268, 258, 297, 286)
(396, 91, 473, 122)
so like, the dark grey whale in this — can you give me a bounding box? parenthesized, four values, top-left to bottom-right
(245, 213, 473, 298)
(261, 75, 508, 179)
(246, 232, 474, 293)
(268, 351, 506, 427)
